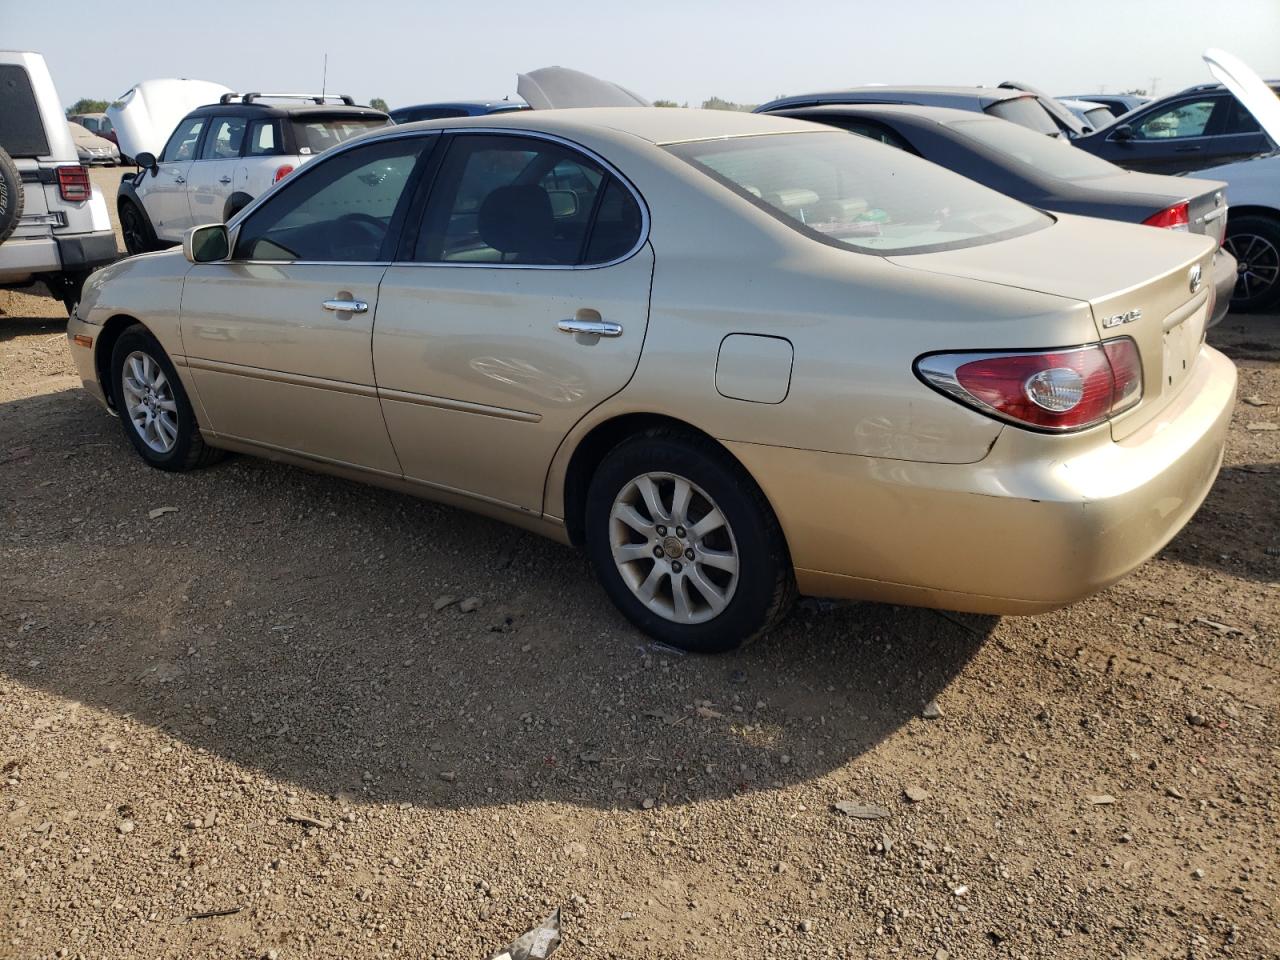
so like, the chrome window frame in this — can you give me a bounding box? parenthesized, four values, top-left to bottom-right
(220, 127, 651, 272)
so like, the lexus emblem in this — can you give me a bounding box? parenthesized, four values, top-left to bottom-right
(1189, 263, 1203, 294)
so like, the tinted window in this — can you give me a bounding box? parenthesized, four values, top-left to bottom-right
(201, 115, 247, 159)
(826, 118, 914, 152)
(245, 120, 283, 156)
(291, 116, 388, 155)
(414, 134, 636, 265)
(234, 138, 426, 262)
(1133, 99, 1216, 139)
(162, 116, 205, 163)
(984, 96, 1060, 136)
(948, 118, 1121, 180)
(668, 131, 1049, 255)
(0, 64, 50, 157)
(1224, 100, 1261, 134)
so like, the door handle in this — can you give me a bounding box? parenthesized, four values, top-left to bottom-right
(558, 318, 622, 337)
(218, 176, 232, 184)
(1175, 145, 1202, 152)
(323, 299, 369, 314)
(173, 175, 186, 183)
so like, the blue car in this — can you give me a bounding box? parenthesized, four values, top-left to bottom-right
(388, 100, 529, 124)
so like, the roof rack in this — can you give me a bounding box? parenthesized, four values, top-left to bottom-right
(217, 92, 358, 106)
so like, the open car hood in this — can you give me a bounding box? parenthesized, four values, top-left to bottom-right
(1204, 47, 1280, 149)
(516, 66, 650, 110)
(107, 78, 234, 159)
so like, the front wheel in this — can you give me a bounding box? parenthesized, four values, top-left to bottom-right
(1223, 214, 1280, 313)
(109, 325, 222, 471)
(585, 431, 795, 653)
(119, 200, 157, 256)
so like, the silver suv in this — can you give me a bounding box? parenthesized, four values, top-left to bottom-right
(0, 51, 118, 312)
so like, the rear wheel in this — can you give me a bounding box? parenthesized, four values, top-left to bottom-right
(1223, 214, 1280, 312)
(109, 325, 222, 471)
(585, 431, 795, 653)
(119, 200, 158, 256)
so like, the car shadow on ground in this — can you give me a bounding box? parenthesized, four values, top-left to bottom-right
(0, 385, 994, 811)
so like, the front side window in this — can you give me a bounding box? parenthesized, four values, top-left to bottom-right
(201, 115, 247, 160)
(668, 130, 1049, 255)
(162, 117, 205, 163)
(233, 138, 426, 262)
(1133, 99, 1217, 139)
(414, 134, 641, 265)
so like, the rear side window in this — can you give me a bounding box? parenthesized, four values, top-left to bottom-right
(984, 96, 1060, 136)
(201, 115, 247, 159)
(245, 120, 283, 156)
(1224, 100, 1261, 134)
(0, 65, 50, 157)
(162, 117, 206, 163)
(413, 133, 642, 266)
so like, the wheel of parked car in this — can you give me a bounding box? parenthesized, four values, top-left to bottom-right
(119, 200, 158, 256)
(0, 146, 24, 245)
(109, 325, 222, 471)
(1223, 214, 1280, 313)
(584, 430, 795, 653)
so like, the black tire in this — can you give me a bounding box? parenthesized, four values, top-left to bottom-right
(119, 199, 158, 256)
(0, 146, 22, 245)
(109, 324, 223, 471)
(1223, 214, 1280, 313)
(584, 429, 795, 653)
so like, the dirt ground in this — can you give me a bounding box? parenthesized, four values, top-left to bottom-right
(1, 167, 1276, 960)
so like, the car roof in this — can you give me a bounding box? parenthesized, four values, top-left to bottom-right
(386, 106, 822, 145)
(187, 101, 387, 120)
(756, 86, 1028, 112)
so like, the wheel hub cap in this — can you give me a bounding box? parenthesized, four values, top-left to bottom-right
(608, 472, 739, 625)
(121, 350, 179, 454)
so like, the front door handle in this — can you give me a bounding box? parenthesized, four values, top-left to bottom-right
(323, 298, 369, 314)
(173, 175, 186, 184)
(218, 175, 233, 184)
(558, 318, 622, 337)
(1175, 145, 1203, 152)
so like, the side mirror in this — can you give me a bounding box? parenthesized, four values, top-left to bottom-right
(134, 151, 158, 172)
(1111, 124, 1134, 142)
(184, 223, 230, 264)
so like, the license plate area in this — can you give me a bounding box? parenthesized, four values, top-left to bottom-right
(1161, 301, 1207, 398)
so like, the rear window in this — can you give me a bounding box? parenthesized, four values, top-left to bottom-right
(0, 65, 50, 157)
(984, 96, 1060, 137)
(947, 118, 1122, 181)
(291, 117, 388, 155)
(667, 131, 1050, 256)
(1084, 107, 1114, 130)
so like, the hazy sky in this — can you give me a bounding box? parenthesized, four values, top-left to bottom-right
(4, 0, 1279, 110)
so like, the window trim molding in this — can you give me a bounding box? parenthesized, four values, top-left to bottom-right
(223, 127, 651, 272)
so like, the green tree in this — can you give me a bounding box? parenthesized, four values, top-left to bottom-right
(369, 97, 390, 112)
(652, 99, 682, 108)
(700, 96, 756, 112)
(66, 97, 110, 118)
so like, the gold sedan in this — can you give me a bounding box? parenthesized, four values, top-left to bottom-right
(67, 109, 1236, 652)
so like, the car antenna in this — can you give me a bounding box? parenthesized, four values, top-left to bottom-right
(321, 53, 328, 100)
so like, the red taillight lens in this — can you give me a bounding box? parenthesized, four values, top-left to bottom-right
(1142, 201, 1189, 232)
(56, 165, 91, 202)
(916, 340, 1143, 432)
(273, 164, 295, 183)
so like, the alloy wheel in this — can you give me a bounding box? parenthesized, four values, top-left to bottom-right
(1224, 232, 1280, 304)
(608, 472, 739, 624)
(121, 350, 179, 453)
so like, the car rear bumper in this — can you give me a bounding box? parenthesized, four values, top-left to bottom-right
(726, 346, 1237, 615)
(1209, 247, 1235, 327)
(0, 230, 117, 284)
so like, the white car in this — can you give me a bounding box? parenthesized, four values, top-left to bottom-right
(116, 93, 387, 254)
(1196, 49, 1280, 312)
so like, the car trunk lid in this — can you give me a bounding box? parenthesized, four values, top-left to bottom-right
(887, 214, 1218, 440)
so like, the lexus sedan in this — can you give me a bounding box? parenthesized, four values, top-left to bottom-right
(67, 109, 1237, 652)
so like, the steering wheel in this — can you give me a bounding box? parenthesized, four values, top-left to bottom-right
(336, 212, 386, 241)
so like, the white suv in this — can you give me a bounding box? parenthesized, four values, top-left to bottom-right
(116, 93, 388, 254)
(0, 51, 118, 312)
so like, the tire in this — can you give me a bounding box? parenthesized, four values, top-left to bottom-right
(0, 146, 23, 245)
(584, 429, 795, 653)
(1222, 214, 1280, 313)
(109, 325, 223, 471)
(119, 199, 158, 256)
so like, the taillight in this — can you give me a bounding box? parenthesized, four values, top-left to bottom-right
(273, 164, 295, 183)
(56, 165, 91, 202)
(915, 340, 1143, 432)
(1142, 201, 1189, 232)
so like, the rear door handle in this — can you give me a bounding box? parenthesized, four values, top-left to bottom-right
(558, 319, 622, 337)
(218, 176, 232, 184)
(173, 175, 186, 183)
(323, 299, 369, 314)
(1175, 145, 1203, 152)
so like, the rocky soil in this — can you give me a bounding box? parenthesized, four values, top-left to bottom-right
(0, 168, 1276, 959)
